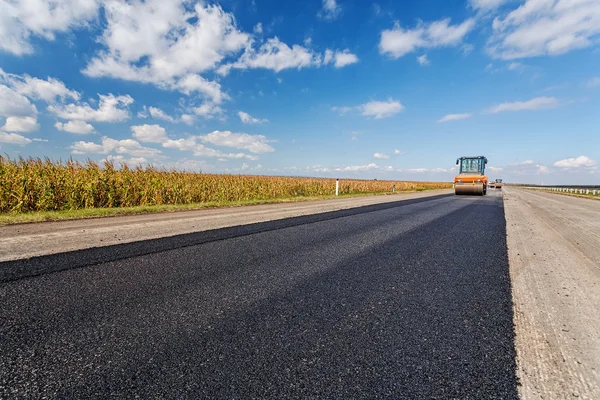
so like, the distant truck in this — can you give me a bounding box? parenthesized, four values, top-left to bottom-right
(489, 179, 503, 189)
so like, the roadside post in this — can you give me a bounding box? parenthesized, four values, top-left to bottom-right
(336, 178, 339, 196)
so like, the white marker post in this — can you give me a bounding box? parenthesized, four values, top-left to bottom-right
(335, 178, 339, 196)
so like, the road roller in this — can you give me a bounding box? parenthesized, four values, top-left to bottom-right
(454, 156, 488, 195)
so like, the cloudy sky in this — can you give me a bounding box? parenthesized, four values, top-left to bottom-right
(0, 0, 598, 184)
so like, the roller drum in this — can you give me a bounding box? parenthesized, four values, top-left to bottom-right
(455, 183, 484, 196)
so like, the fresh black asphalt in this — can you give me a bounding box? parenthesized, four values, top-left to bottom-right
(0, 193, 518, 399)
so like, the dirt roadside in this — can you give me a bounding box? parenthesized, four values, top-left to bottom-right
(504, 187, 600, 399)
(0, 190, 451, 262)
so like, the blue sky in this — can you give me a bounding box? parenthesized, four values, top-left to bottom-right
(0, 0, 598, 184)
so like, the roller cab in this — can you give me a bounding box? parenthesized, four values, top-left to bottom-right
(454, 156, 488, 196)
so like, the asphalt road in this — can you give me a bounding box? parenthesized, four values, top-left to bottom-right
(0, 191, 517, 399)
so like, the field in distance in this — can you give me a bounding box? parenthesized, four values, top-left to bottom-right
(0, 157, 451, 222)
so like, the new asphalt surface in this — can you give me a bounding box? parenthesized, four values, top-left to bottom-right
(0, 191, 517, 399)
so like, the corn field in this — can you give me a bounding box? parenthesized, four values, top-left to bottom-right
(0, 156, 451, 213)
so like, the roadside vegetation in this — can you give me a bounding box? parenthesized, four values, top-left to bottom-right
(0, 156, 451, 222)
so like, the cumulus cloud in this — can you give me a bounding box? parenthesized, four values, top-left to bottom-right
(238, 111, 268, 124)
(487, 0, 600, 60)
(55, 120, 96, 134)
(0, 68, 80, 103)
(334, 163, 380, 172)
(148, 107, 175, 123)
(360, 99, 404, 119)
(225, 37, 321, 73)
(83, 1, 247, 104)
(486, 97, 560, 113)
(103, 155, 148, 166)
(131, 124, 168, 143)
(394, 149, 404, 156)
(318, 0, 342, 20)
(380, 18, 475, 58)
(48, 94, 134, 122)
(70, 136, 162, 158)
(0, 0, 100, 55)
(0, 85, 38, 118)
(373, 153, 389, 159)
(199, 130, 275, 154)
(329, 49, 359, 68)
(438, 113, 472, 122)
(1, 116, 39, 132)
(0, 131, 32, 145)
(193, 103, 225, 120)
(554, 156, 597, 169)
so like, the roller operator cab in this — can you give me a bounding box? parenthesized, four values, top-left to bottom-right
(454, 156, 488, 196)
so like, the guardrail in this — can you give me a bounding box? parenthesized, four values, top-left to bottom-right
(523, 186, 600, 196)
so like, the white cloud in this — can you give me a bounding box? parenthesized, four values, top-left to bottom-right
(469, 0, 509, 11)
(394, 149, 404, 156)
(489, 166, 504, 173)
(131, 124, 168, 143)
(238, 111, 268, 124)
(360, 99, 404, 119)
(162, 137, 197, 152)
(148, 107, 175, 123)
(193, 103, 224, 120)
(0, 131, 32, 145)
(507, 62, 523, 71)
(417, 54, 430, 65)
(227, 37, 321, 73)
(438, 113, 472, 122)
(380, 18, 475, 58)
(193, 144, 259, 160)
(331, 49, 359, 68)
(0, 69, 80, 103)
(180, 114, 194, 125)
(488, 0, 600, 60)
(0, 85, 38, 117)
(486, 96, 560, 113)
(373, 153, 389, 159)
(1, 116, 39, 132)
(199, 130, 275, 154)
(554, 155, 597, 169)
(55, 120, 96, 134)
(0, 0, 100, 55)
(253, 22, 263, 34)
(70, 136, 162, 158)
(83, 2, 248, 103)
(48, 94, 134, 122)
(334, 163, 380, 172)
(103, 155, 148, 166)
(318, 0, 342, 20)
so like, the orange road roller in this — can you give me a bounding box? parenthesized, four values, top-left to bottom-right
(454, 156, 488, 195)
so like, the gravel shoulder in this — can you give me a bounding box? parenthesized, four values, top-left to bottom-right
(0, 190, 451, 262)
(503, 187, 600, 399)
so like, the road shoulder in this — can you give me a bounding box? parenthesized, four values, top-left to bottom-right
(503, 187, 600, 399)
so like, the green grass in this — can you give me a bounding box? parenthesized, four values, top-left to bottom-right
(0, 189, 445, 226)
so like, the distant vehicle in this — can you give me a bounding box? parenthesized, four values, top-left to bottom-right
(454, 156, 488, 196)
(490, 179, 503, 189)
